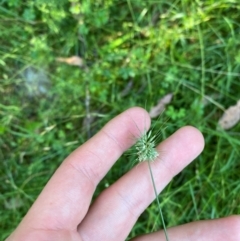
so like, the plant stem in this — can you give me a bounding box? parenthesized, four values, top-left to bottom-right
(147, 160, 170, 241)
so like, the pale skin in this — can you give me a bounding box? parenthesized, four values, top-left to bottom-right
(6, 107, 240, 241)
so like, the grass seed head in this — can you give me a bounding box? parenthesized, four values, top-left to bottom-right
(135, 130, 159, 162)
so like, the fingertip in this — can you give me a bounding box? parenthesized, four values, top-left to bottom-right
(123, 106, 151, 137)
(156, 125, 205, 178)
(178, 125, 205, 155)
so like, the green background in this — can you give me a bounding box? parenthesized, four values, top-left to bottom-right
(1, 0, 240, 239)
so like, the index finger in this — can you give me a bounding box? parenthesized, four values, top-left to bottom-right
(21, 107, 150, 230)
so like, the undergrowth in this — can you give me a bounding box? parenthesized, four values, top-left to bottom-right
(1, 0, 240, 239)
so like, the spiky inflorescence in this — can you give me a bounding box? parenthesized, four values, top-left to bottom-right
(135, 130, 159, 162)
(135, 127, 170, 241)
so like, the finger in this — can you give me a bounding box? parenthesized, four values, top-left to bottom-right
(19, 107, 150, 230)
(78, 126, 205, 241)
(130, 215, 240, 241)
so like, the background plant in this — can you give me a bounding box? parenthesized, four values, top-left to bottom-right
(1, 0, 240, 240)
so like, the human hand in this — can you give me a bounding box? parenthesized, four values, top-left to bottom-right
(6, 107, 239, 241)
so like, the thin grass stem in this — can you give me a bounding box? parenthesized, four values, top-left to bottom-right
(147, 160, 170, 241)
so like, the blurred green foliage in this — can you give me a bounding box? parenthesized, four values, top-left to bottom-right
(1, 0, 240, 240)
